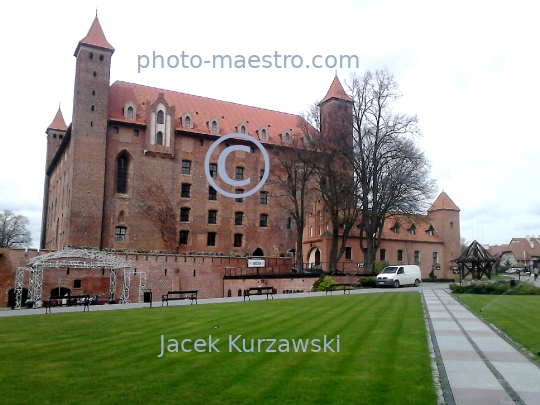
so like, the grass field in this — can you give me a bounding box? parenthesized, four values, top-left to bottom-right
(0, 293, 436, 405)
(456, 294, 540, 361)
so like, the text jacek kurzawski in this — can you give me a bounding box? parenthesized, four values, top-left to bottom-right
(158, 334, 340, 357)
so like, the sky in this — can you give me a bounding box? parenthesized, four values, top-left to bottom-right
(0, 0, 538, 249)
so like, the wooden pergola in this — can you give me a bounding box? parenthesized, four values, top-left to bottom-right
(452, 240, 498, 281)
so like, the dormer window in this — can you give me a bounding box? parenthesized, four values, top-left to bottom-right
(408, 224, 416, 235)
(282, 130, 291, 144)
(426, 225, 435, 236)
(185, 116, 191, 127)
(208, 118, 220, 133)
(240, 125, 246, 134)
(124, 102, 136, 120)
(181, 111, 193, 129)
(391, 223, 400, 234)
(261, 128, 267, 140)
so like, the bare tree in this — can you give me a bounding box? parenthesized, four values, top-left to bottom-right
(0, 210, 32, 248)
(268, 131, 316, 273)
(303, 103, 362, 273)
(138, 177, 178, 251)
(349, 69, 436, 273)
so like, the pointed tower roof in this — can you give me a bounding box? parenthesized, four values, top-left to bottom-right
(47, 107, 68, 132)
(428, 191, 460, 212)
(319, 76, 353, 105)
(453, 240, 497, 264)
(74, 16, 114, 56)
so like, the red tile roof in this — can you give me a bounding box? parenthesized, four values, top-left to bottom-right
(379, 214, 444, 243)
(319, 76, 353, 104)
(74, 17, 114, 56)
(108, 81, 308, 145)
(487, 237, 540, 260)
(47, 107, 67, 131)
(428, 192, 460, 212)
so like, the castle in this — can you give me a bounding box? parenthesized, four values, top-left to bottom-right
(0, 17, 460, 307)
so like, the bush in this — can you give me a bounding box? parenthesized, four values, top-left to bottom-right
(449, 281, 540, 295)
(313, 275, 337, 292)
(358, 277, 376, 288)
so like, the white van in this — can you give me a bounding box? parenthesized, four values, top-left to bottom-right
(376, 265, 422, 288)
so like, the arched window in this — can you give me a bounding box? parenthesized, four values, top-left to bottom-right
(240, 125, 246, 134)
(118, 210, 125, 223)
(116, 156, 128, 194)
(127, 107, 134, 119)
(156, 131, 163, 145)
(261, 128, 267, 140)
(211, 120, 218, 133)
(157, 110, 164, 124)
(184, 116, 191, 128)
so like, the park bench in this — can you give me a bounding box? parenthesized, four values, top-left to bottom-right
(244, 286, 275, 301)
(325, 284, 355, 295)
(161, 290, 198, 306)
(45, 294, 91, 313)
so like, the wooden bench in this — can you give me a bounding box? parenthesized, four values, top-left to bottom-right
(325, 284, 354, 295)
(244, 286, 275, 301)
(46, 295, 91, 313)
(161, 290, 198, 306)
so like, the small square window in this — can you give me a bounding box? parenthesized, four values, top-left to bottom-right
(208, 210, 217, 224)
(180, 207, 190, 222)
(234, 233, 243, 248)
(345, 247, 352, 260)
(236, 167, 244, 181)
(235, 212, 243, 226)
(209, 186, 217, 200)
(179, 230, 189, 245)
(182, 160, 191, 175)
(209, 163, 218, 178)
(133, 129, 139, 137)
(235, 189, 243, 203)
(115, 227, 126, 241)
(181, 184, 191, 198)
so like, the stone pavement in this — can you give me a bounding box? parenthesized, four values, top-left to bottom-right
(423, 289, 540, 405)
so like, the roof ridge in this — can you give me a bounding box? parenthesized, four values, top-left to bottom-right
(112, 80, 301, 118)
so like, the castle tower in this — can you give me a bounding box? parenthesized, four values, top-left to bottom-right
(68, 16, 114, 247)
(428, 192, 461, 274)
(40, 108, 68, 249)
(318, 76, 353, 146)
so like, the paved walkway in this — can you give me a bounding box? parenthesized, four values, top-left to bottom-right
(423, 289, 540, 405)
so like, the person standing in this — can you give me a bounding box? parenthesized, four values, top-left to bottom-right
(534, 267, 538, 282)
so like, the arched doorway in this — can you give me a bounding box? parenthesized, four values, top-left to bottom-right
(308, 248, 321, 268)
(252, 247, 264, 256)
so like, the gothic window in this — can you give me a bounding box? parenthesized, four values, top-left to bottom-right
(240, 125, 246, 134)
(127, 107, 134, 119)
(184, 116, 191, 128)
(211, 120, 218, 133)
(261, 128, 267, 140)
(116, 156, 128, 194)
(157, 110, 164, 124)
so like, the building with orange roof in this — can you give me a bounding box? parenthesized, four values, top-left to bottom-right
(487, 236, 540, 270)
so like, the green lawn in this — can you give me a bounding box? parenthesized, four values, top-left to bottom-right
(0, 293, 436, 405)
(457, 294, 540, 360)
